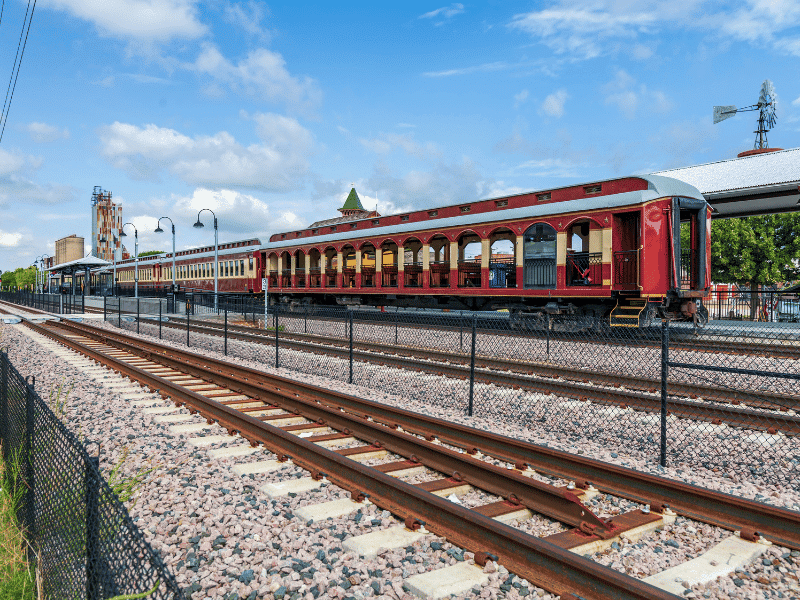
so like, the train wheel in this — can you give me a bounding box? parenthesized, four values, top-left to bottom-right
(693, 306, 708, 329)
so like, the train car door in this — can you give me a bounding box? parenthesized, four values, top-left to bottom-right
(672, 197, 708, 291)
(612, 212, 639, 290)
(523, 223, 556, 289)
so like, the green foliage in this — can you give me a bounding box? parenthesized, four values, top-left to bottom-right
(0, 266, 37, 290)
(0, 448, 36, 600)
(711, 213, 800, 285)
(137, 251, 164, 257)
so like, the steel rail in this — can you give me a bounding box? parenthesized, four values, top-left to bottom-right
(40, 318, 800, 551)
(137, 314, 798, 413)
(24, 320, 679, 600)
(129, 314, 800, 433)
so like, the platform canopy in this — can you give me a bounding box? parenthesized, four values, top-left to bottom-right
(652, 147, 800, 218)
(45, 255, 110, 276)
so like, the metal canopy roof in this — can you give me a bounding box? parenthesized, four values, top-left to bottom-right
(46, 256, 110, 274)
(652, 147, 800, 218)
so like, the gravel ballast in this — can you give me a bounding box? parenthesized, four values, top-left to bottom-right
(2, 318, 799, 600)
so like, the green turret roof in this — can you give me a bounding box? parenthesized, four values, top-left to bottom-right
(341, 188, 364, 211)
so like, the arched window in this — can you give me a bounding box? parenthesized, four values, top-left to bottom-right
(523, 223, 557, 289)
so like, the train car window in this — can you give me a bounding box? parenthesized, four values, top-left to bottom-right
(523, 223, 557, 289)
(312, 228, 319, 234)
(460, 206, 471, 213)
(400, 215, 409, 221)
(235, 261, 239, 276)
(240, 260, 245, 275)
(372, 220, 380, 225)
(428, 210, 438, 217)
(281, 234, 286, 239)
(537, 193, 551, 202)
(249, 257, 253, 269)
(350, 223, 358, 229)
(495, 200, 508, 207)
(584, 185, 601, 194)
(331, 226, 337, 231)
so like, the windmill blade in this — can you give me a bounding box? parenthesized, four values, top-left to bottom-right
(713, 105, 737, 124)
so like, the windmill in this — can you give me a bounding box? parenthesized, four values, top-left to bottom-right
(713, 80, 778, 150)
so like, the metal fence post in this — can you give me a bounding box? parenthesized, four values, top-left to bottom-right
(224, 308, 228, 356)
(660, 318, 669, 467)
(305, 305, 308, 334)
(349, 311, 354, 384)
(468, 313, 477, 417)
(118, 298, 121, 328)
(0, 350, 7, 460)
(186, 297, 190, 347)
(159, 301, 162, 340)
(546, 313, 551, 359)
(60, 294, 63, 315)
(136, 298, 140, 334)
(86, 452, 101, 600)
(460, 310, 464, 353)
(275, 303, 279, 368)
(395, 309, 399, 346)
(103, 295, 107, 321)
(24, 376, 36, 545)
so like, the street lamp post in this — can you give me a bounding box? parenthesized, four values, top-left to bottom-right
(193, 209, 218, 310)
(40, 254, 51, 293)
(120, 223, 138, 298)
(155, 217, 177, 293)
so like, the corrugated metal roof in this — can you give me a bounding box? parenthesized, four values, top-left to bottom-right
(262, 175, 702, 252)
(652, 147, 800, 195)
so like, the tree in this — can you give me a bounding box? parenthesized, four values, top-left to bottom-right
(1, 270, 14, 289)
(711, 213, 800, 319)
(137, 250, 164, 257)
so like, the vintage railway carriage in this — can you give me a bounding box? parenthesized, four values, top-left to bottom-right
(114, 238, 262, 294)
(255, 174, 711, 327)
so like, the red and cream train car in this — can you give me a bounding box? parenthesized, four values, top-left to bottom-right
(254, 175, 711, 326)
(114, 238, 262, 294)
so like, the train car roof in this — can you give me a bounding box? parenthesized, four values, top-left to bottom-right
(113, 239, 262, 267)
(260, 174, 703, 252)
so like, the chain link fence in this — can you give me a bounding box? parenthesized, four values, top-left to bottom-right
(0, 349, 183, 600)
(4, 293, 797, 490)
(93, 297, 800, 489)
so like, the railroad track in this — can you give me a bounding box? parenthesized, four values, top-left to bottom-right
(14, 316, 800, 599)
(2, 300, 798, 435)
(126, 313, 800, 435)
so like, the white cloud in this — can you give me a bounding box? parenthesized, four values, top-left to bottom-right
(0, 148, 75, 206)
(631, 43, 654, 60)
(367, 158, 489, 209)
(423, 61, 511, 78)
(509, 157, 583, 179)
(41, 0, 207, 42)
(513, 89, 529, 108)
(509, 4, 656, 60)
(223, 1, 269, 39)
(541, 89, 568, 117)
(359, 133, 441, 160)
(188, 43, 321, 112)
(26, 122, 70, 143)
(99, 113, 313, 191)
(419, 3, 464, 23)
(0, 229, 23, 247)
(602, 70, 672, 118)
(509, 1, 800, 60)
(792, 95, 800, 106)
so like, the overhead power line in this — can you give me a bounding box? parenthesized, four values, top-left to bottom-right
(0, 0, 36, 144)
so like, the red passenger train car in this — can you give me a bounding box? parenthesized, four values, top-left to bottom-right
(113, 238, 262, 294)
(253, 175, 711, 327)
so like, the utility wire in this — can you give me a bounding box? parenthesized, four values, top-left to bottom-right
(0, 0, 36, 144)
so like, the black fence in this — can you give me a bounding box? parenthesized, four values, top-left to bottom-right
(95, 297, 800, 489)
(3, 292, 798, 490)
(0, 350, 182, 600)
(705, 288, 800, 322)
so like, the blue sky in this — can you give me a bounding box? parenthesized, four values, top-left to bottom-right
(1, 0, 799, 271)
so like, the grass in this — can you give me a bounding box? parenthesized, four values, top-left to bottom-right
(0, 447, 36, 600)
